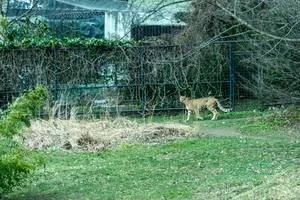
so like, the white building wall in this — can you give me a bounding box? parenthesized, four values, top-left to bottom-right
(105, 12, 131, 40)
(104, 1, 188, 40)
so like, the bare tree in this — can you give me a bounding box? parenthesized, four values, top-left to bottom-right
(142, 0, 300, 105)
(129, 0, 300, 42)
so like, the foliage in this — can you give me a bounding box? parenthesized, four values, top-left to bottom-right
(0, 13, 141, 49)
(237, 106, 300, 141)
(0, 139, 44, 196)
(0, 86, 47, 196)
(0, 15, 9, 39)
(0, 17, 140, 49)
(4, 17, 50, 42)
(264, 107, 300, 128)
(245, 106, 300, 130)
(0, 36, 140, 49)
(0, 86, 47, 137)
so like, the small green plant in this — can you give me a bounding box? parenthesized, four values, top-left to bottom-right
(0, 86, 47, 137)
(0, 86, 47, 196)
(238, 106, 300, 139)
(0, 15, 9, 39)
(245, 106, 300, 130)
(0, 139, 44, 196)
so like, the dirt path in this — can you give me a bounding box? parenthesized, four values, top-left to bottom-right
(200, 127, 242, 137)
(199, 126, 269, 140)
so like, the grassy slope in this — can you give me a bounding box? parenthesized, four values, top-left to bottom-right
(6, 137, 300, 199)
(5, 111, 300, 199)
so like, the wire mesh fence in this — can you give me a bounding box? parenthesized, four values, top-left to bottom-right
(0, 43, 232, 118)
(0, 41, 299, 118)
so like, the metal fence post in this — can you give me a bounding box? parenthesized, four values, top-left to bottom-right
(140, 46, 146, 119)
(53, 47, 58, 102)
(229, 42, 235, 108)
(258, 64, 264, 110)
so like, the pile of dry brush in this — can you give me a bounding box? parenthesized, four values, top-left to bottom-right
(19, 118, 196, 152)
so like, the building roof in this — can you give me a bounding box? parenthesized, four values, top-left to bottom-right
(55, 0, 189, 12)
(56, 0, 128, 11)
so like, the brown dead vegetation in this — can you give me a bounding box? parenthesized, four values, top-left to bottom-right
(20, 118, 195, 152)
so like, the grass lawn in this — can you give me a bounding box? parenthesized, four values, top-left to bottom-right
(4, 111, 300, 199)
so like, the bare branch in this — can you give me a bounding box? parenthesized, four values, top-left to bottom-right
(214, 1, 300, 42)
(7, 0, 39, 28)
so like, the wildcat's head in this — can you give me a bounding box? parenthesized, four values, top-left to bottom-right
(179, 96, 187, 102)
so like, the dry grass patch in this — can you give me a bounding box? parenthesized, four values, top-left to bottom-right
(20, 118, 195, 151)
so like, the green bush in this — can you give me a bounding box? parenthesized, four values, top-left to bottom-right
(266, 106, 300, 128)
(0, 139, 44, 196)
(0, 86, 47, 196)
(0, 86, 47, 137)
(244, 106, 300, 130)
(1, 16, 139, 48)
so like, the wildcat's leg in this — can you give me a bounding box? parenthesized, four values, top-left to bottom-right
(208, 107, 219, 120)
(186, 110, 191, 121)
(194, 109, 203, 120)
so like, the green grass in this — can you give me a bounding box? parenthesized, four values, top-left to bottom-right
(5, 136, 299, 199)
(136, 110, 271, 123)
(4, 109, 300, 199)
(138, 109, 299, 140)
(238, 107, 300, 140)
